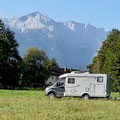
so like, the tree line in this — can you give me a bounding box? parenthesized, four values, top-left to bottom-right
(0, 20, 58, 89)
(87, 29, 120, 91)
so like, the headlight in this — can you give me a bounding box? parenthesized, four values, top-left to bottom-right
(45, 87, 48, 91)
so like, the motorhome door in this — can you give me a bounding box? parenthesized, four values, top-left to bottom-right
(65, 77, 78, 96)
(95, 77, 105, 97)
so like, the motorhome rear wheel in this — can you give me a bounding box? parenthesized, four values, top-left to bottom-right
(82, 94, 89, 100)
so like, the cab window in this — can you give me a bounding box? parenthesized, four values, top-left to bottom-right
(57, 78, 65, 87)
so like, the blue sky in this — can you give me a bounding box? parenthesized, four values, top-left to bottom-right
(0, 0, 120, 31)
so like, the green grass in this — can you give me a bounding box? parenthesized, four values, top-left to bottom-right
(111, 92, 119, 98)
(0, 90, 120, 120)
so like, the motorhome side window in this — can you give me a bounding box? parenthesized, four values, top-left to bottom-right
(68, 78, 75, 84)
(97, 77, 103, 83)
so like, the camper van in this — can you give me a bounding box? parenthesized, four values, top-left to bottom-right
(45, 72, 111, 99)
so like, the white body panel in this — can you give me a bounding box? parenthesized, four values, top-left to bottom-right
(59, 72, 110, 98)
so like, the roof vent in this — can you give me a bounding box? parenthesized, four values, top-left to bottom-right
(71, 71, 81, 74)
(71, 71, 89, 74)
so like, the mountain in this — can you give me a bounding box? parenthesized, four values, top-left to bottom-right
(2, 11, 107, 69)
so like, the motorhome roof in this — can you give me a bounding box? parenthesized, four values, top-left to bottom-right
(59, 73, 69, 78)
(59, 72, 107, 79)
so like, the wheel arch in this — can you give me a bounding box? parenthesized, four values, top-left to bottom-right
(47, 91, 56, 96)
(82, 93, 89, 97)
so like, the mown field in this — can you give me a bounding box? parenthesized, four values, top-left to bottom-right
(0, 90, 120, 120)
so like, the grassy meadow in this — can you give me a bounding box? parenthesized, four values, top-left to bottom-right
(0, 90, 120, 120)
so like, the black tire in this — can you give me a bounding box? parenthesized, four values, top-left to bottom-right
(83, 94, 89, 100)
(107, 96, 110, 99)
(48, 92, 55, 98)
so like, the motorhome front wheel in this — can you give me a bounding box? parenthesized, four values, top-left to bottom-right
(48, 93, 55, 98)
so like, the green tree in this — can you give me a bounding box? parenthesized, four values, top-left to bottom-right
(0, 20, 21, 89)
(45, 58, 58, 70)
(87, 29, 120, 91)
(21, 47, 58, 88)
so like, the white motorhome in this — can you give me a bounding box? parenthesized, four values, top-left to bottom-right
(45, 72, 111, 99)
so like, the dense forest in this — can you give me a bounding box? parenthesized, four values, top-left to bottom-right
(0, 20, 58, 89)
(87, 29, 120, 91)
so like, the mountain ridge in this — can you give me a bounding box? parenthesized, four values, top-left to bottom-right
(2, 11, 107, 69)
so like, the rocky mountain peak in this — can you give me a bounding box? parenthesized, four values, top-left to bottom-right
(2, 12, 107, 69)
